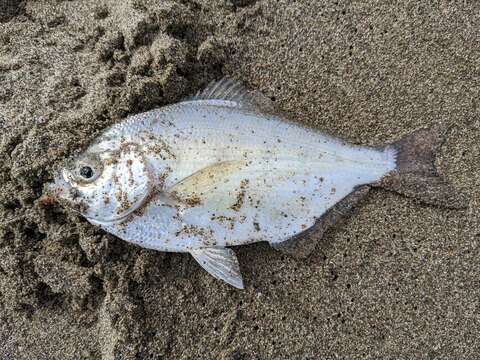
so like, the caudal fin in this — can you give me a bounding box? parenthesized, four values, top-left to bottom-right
(377, 124, 468, 209)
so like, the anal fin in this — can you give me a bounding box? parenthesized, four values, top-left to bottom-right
(272, 186, 370, 259)
(190, 247, 244, 289)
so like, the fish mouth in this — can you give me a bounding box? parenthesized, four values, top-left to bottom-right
(41, 172, 88, 214)
(44, 172, 70, 199)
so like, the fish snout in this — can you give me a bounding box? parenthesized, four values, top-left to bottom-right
(47, 173, 69, 196)
(39, 173, 74, 206)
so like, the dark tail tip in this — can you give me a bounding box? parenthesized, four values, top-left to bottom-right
(392, 123, 447, 177)
(378, 124, 469, 209)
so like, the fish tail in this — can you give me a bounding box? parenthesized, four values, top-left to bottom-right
(377, 124, 468, 209)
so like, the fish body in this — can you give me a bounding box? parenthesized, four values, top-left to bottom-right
(47, 79, 464, 288)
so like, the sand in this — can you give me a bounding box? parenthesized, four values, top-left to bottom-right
(0, 0, 479, 359)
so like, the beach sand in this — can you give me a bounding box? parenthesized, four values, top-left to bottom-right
(0, 0, 479, 359)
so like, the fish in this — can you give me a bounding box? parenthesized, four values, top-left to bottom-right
(45, 78, 467, 289)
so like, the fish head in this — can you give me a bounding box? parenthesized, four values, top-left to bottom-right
(47, 135, 153, 224)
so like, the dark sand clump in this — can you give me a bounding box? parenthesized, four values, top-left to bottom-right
(0, 1, 479, 359)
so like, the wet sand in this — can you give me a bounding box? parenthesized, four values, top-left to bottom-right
(0, 1, 479, 359)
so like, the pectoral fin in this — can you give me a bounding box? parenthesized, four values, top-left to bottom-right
(168, 160, 246, 206)
(190, 247, 244, 289)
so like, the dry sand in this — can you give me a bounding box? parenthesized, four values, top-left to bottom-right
(0, 0, 479, 359)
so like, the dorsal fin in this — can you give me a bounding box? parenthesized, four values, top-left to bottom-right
(190, 77, 253, 103)
(184, 77, 279, 115)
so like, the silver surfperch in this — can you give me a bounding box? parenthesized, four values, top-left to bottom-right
(46, 78, 467, 288)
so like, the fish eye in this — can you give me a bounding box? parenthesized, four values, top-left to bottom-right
(70, 157, 103, 184)
(80, 166, 94, 179)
